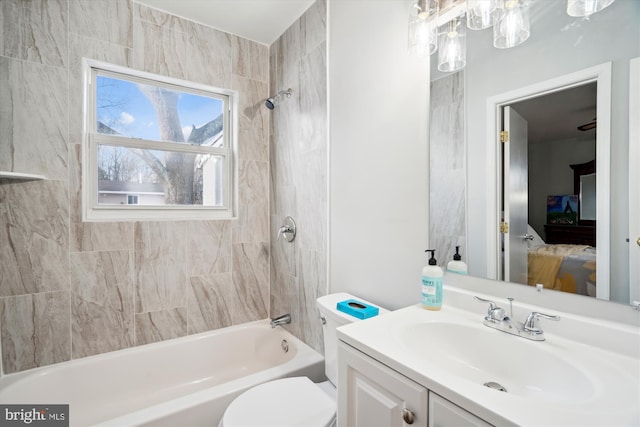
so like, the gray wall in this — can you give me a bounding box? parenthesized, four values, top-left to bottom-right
(0, 0, 271, 374)
(269, 0, 327, 354)
(528, 136, 597, 239)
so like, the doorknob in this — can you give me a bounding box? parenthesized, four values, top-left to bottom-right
(523, 234, 534, 241)
(637, 237, 640, 247)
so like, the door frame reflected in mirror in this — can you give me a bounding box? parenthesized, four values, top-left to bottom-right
(485, 63, 612, 300)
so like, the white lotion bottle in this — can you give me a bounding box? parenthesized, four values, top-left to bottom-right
(446, 246, 468, 275)
(421, 249, 443, 310)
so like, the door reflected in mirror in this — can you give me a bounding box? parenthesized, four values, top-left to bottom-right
(500, 81, 598, 299)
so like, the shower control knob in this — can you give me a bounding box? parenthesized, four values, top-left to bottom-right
(402, 408, 415, 424)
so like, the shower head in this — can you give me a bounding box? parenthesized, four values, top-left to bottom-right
(265, 98, 276, 110)
(265, 88, 293, 110)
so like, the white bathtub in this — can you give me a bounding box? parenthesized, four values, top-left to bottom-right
(0, 320, 326, 427)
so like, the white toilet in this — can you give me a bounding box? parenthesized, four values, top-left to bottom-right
(219, 292, 387, 427)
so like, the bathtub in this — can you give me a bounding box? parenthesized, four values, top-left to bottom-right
(0, 320, 326, 427)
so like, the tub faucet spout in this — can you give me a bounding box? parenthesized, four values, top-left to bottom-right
(271, 313, 291, 328)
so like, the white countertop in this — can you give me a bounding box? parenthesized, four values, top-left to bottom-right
(337, 295, 640, 426)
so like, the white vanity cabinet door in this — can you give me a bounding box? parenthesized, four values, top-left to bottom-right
(338, 342, 428, 427)
(428, 393, 492, 427)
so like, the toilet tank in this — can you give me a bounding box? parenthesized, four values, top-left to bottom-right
(316, 293, 388, 385)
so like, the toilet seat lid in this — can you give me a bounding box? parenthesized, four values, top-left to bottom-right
(222, 377, 335, 427)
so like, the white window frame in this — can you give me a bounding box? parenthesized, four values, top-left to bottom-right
(82, 59, 238, 222)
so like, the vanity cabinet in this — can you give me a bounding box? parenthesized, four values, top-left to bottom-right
(338, 342, 491, 427)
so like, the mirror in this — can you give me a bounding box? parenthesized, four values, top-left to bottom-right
(429, 0, 639, 305)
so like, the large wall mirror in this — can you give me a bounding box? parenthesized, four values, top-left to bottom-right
(429, 0, 639, 305)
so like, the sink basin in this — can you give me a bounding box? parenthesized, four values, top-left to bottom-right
(399, 322, 596, 404)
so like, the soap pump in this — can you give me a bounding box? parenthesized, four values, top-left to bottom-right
(421, 249, 443, 311)
(446, 246, 468, 275)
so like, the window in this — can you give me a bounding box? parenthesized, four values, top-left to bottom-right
(83, 60, 237, 221)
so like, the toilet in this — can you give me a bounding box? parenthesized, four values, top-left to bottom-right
(219, 292, 387, 427)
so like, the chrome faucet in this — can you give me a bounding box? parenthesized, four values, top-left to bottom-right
(474, 296, 560, 341)
(270, 313, 292, 328)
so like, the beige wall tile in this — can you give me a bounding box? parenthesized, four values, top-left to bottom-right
(0, 180, 69, 297)
(70, 250, 134, 358)
(232, 35, 251, 78)
(133, 18, 187, 79)
(134, 222, 188, 313)
(133, 3, 190, 33)
(249, 42, 269, 83)
(0, 291, 71, 373)
(233, 75, 270, 163)
(1, 0, 68, 68)
(186, 22, 232, 88)
(69, 0, 132, 48)
(233, 160, 269, 244)
(0, 57, 68, 180)
(187, 221, 232, 277)
(187, 273, 234, 334)
(232, 242, 269, 324)
(135, 307, 187, 346)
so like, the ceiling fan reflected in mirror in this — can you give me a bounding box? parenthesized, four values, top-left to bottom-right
(578, 117, 597, 131)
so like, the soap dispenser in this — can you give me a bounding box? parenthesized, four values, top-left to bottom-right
(446, 246, 468, 275)
(421, 249, 443, 311)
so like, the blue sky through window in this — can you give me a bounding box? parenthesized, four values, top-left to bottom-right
(96, 75, 224, 142)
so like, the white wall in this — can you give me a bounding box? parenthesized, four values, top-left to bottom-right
(465, 0, 639, 300)
(328, 0, 430, 310)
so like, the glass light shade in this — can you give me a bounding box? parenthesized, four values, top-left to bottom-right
(567, 0, 616, 17)
(408, 0, 438, 56)
(416, 0, 439, 18)
(493, 0, 530, 49)
(467, 0, 500, 30)
(437, 17, 467, 72)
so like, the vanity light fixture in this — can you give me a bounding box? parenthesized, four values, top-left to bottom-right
(408, 0, 439, 56)
(408, 0, 616, 70)
(466, 0, 499, 30)
(567, 0, 616, 17)
(493, 0, 530, 49)
(438, 17, 467, 72)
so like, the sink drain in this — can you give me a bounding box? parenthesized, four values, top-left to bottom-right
(484, 381, 507, 392)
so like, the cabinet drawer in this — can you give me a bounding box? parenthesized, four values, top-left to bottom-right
(428, 393, 492, 427)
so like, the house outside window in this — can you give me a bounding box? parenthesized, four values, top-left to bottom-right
(83, 60, 238, 221)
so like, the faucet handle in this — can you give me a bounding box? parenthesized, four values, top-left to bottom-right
(474, 295, 497, 311)
(474, 296, 508, 322)
(523, 311, 560, 333)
